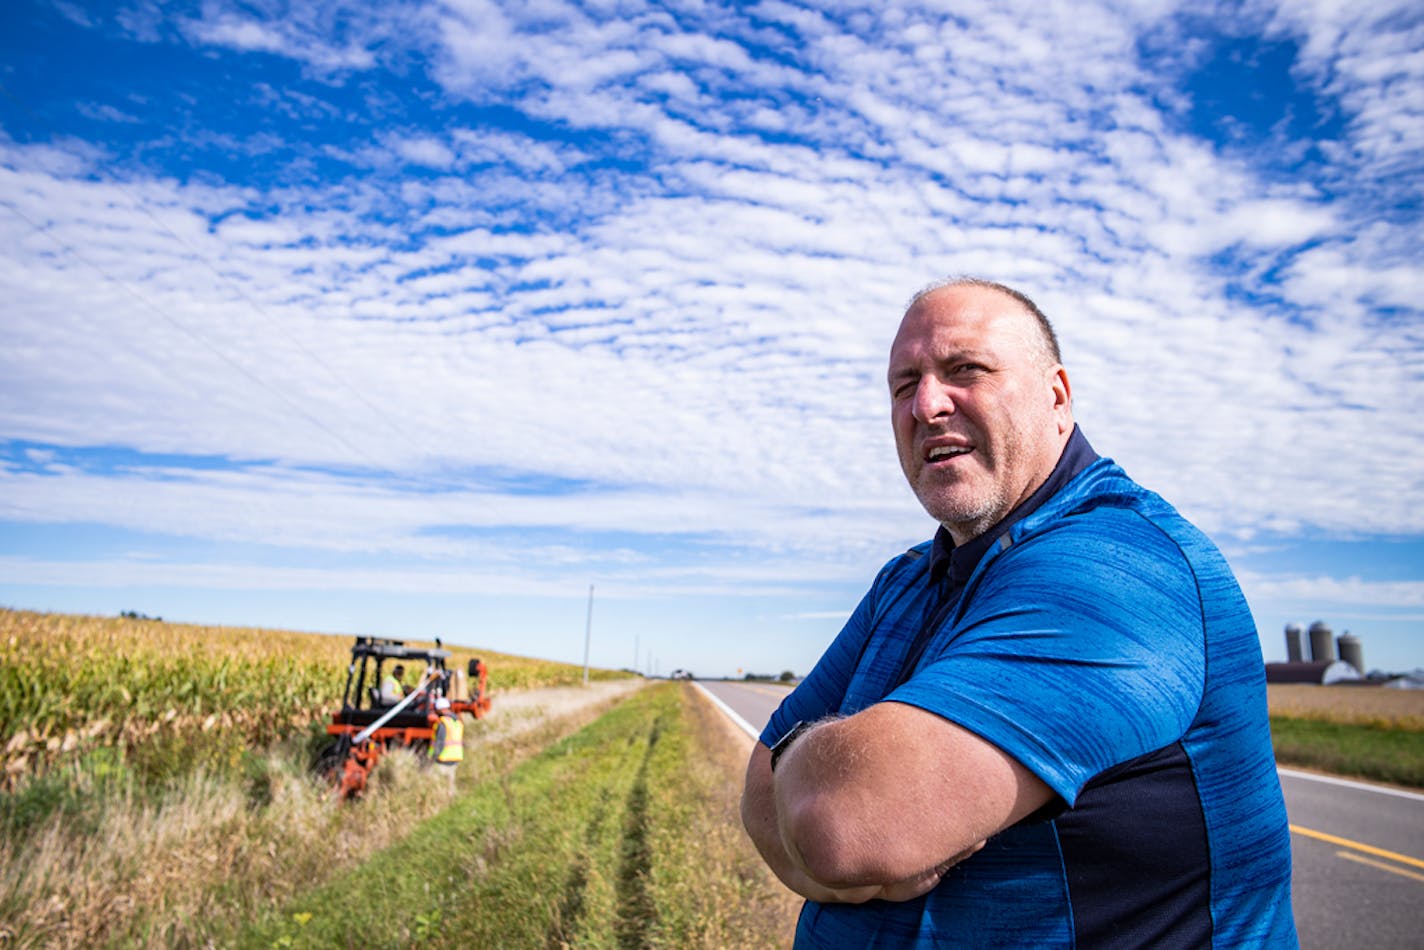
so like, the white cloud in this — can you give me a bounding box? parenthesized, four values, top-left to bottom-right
(1239, 569, 1424, 611)
(1276, 1, 1424, 156)
(178, 1, 398, 73)
(2, 0, 1420, 655)
(390, 135, 458, 170)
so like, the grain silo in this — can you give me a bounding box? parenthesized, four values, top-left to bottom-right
(1284, 622, 1305, 662)
(1308, 620, 1334, 662)
(1337, 632, 1364, 675)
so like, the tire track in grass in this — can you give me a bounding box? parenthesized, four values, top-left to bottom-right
(545, 792, 609, 948)
(615, 715, 664, 948)
(232, 687, 663, 948)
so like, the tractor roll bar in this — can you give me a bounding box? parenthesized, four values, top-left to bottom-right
(350, 669, 437, 745)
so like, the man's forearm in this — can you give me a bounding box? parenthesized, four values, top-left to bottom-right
(740, 742, 880, 903)
(766, 704, 1049, 890)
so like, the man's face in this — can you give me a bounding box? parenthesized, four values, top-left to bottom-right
(888, 285, 1072, 544)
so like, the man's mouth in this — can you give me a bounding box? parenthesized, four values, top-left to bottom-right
(926, 445, 972, 462)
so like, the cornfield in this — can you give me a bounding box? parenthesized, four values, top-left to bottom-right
(0, 608, 630, 794)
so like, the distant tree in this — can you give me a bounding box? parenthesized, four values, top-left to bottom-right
(779, 670, 795, 682)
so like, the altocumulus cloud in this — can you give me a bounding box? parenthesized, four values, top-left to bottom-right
(0, 0, 1420, 672)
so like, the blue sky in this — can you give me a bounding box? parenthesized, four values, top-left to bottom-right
(1, 0, 1420, 679)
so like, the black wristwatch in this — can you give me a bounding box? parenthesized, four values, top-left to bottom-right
(769, 720, 813, 772)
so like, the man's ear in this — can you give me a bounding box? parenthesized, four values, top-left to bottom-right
(1050, 366, 1072, 433)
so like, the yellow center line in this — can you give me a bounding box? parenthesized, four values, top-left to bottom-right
(1335, 851, 1424, 883)
(1290, 824, 1424, 871)
(731, 684, 792, 696)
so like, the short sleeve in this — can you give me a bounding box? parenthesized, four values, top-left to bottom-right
(760, 588, 874, 747)
(887, 509, 1206, 804)
(760, 548, 930, 747)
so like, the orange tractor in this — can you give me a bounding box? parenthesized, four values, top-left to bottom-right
(315, 636, 490, 799)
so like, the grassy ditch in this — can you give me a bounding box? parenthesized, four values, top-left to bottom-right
(0, 682, 643, 948)
(235, 683, 797, 949)
(1267, 684, 1424, 789)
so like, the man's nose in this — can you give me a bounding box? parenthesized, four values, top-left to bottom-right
(912, 377, 955, 422)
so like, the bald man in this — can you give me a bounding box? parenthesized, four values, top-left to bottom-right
(742, 279, 1296, 948)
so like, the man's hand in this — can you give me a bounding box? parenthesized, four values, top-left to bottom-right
(871, 840, 986, 902)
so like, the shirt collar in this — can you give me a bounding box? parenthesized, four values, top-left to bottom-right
(928, 425, 1099, 586)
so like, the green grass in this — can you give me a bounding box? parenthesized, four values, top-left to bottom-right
(232, 683, 783, 949)
(1270, 716, 1424, 788)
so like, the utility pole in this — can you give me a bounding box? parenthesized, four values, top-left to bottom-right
(582, 584, 594, 687)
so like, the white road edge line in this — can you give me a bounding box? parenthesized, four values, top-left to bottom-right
(1278, 767, 1424, 803)
(692, 681, 760, 740)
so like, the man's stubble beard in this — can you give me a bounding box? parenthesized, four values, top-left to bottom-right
(909, 425, 1029, 543)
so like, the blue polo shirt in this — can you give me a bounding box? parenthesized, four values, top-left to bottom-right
(763, 430, 1296, 948)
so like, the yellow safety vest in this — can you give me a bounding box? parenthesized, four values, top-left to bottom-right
(380, 675, 403, 703)
(432, 714, 463, 763)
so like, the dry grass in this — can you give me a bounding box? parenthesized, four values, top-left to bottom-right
(664, 684, 802, 946)
(0, 681, 643, 948)
(1267, 683, 1424, 731)
(1268, 683, 1424, 788)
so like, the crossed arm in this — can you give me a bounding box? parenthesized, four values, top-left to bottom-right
(740, 700, 1054, 903)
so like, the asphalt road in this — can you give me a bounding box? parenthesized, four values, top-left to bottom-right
(1279, 769, 1424, 949)
(697, 679, 1424, 948)
(696, 678, 789, 741)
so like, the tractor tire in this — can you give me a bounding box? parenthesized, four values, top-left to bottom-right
(313, 740, 347, 782)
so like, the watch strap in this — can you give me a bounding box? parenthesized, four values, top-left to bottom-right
(769, 720, 812, 771)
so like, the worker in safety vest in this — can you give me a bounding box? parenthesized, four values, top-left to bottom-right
(430, 696, 463, 789)
(379, 663, 406, 705)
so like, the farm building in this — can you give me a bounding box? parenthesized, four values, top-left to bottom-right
(1264, 660, 1363, 685)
